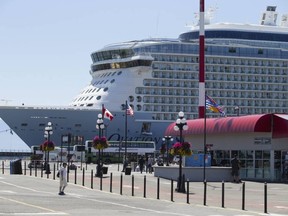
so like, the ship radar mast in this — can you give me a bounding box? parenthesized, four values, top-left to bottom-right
(261, 6, 278, 26)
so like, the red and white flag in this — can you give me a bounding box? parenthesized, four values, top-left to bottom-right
(126, 104, 134, 116)
(102, 106, 114, 121)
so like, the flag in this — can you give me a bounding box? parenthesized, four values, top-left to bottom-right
(102, 106, 114, 121)
(205, 95, 225, 115)
(126, 104, 134, 116)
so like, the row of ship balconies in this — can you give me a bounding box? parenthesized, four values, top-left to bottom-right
(153, 55, 288, 68)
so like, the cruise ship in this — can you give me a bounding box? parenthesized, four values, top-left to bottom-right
(0, 6, 287, 148)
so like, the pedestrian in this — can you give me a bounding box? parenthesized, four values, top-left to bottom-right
(231, 154, 241, 183)
(147, 155, 153, 173)
(138, 156, 145, 173)
(59, 162, 68, 195)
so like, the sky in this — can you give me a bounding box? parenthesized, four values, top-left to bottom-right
(0, 0, 287, 151)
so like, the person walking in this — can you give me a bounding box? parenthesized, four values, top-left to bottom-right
(147, 155, 153, 173)
(231, 154, 241, 183)
(59, 162, 68, 195)
(138, 156, 145, 174)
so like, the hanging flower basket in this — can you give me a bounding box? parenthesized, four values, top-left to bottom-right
(169, 141, 192, 156)
(160, 144, 166, 155)
(92, 136, 109, 150)
(41, 141, 55, 152)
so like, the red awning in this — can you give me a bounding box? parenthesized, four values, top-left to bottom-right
(273, 114, 288, 138)
(165, 114, 273, 136)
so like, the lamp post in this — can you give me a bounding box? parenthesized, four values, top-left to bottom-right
(44, 122, 53, 174)
(174, 111, 188, 193)
(95, 113, 104, 177)
(162, 136, 173, 166)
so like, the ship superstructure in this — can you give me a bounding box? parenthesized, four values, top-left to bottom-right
(0, 6, 287, 148)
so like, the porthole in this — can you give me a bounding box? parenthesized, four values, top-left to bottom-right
(129, 96, 134, 102)
(103, 87, 108, 92)
(137, 96, 142, 102)
(117, 71, 122, 75)
(96, 96, 101, 100)
(111, 79, 115, 83)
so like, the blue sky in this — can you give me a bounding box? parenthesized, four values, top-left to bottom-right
(0, 0, 287, 151)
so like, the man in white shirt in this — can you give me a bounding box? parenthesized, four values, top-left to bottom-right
(59, 163, 68, 195)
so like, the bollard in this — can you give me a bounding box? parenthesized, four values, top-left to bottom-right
(82, 168, 85, 186)
(110, 172, 113, 193)
(91, 170, 93, 189)
(41, 166, 43, 178)
(186, 179, 189, 204)
(221, 181, 225, 208)
(120, 174, 123, 195)
(2, 161, 4, 174)
(132, 175, 134, 196)
(24, 161, 26, 175)
(203, 180, 207, 206)
(100, 173, 103, 191)
(74, 168, 77, 184)
(157, 177, 160, 200)
(30, 166, 32, 176)
(143, 175, 146, 198)
(53, 164, 56, 180)
(264, 182, 267, 213)
(242, 181, 245, 210)
(171, 179, 174, 202)
(35, 164, 38, 177)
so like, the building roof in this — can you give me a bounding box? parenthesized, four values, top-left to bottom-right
(165, 114, 288, 138)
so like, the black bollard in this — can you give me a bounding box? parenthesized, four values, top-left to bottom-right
(132, 175, 134, 196)
(110, 172, 113, 193)
(91, 169, 93, 189)
(203, 180, 207, 206)
(221, 181, 225, 208)
(242, 181, 245, 210)
(186, 179, 189, 204)
(264, 182, 267, 213)
(74, 168, 77, 184)
(120, 174, 123, 195)
(157, 177, 160, 200)
(143, 175, 146, 198)
(82, 168, 85, 186)
(171, 179, 174, 202)
(100, 173, 103, 191)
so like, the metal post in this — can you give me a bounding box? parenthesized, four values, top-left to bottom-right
(91, 170, 93, 189)
(171, 179, 174, 202)
(120, 174, 123, 195)
(203, 180, 207, 206)
(82, 168, 85, 186)
(74, 168, 77, 184)
(110, 172, 113, 193)
(264, 182, 267, 213)
(157, 177, 160, 199)
(143, 175, 146, 198)
(242, 182, 245, 210)
(221, 181, 225, 208)
(186, 179, 189, 204)
(132, 175, 134, 196)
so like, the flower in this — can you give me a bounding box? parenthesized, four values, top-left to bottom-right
(93, 136, 109, 150)
(41, 140, 55, 152)
(169, 141, 192, 156)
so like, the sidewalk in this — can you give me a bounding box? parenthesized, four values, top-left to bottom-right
(1, 160, 288, 215)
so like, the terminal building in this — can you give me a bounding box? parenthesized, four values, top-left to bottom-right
(165, 113, 288, 182)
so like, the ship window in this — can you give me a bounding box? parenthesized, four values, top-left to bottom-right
(39, 123, 45, 127)
(87, 103, 93, 107)
(103, 87, 108, 92)
(117, 71, 122, 75)
(137, 96, 142, 102)
(129, 96, 134, 102)
(97, 88, 101, 92)
(89, 96, 94, 100)
(75, 124, 82, 127)
(104, 80, 109, 84)
(110, 79, 115, 83)
(96, 96, 101, 100)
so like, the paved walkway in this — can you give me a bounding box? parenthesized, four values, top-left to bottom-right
(0, 161, 287, 216)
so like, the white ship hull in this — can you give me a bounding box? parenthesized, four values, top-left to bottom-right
(0, 106, 170, 148)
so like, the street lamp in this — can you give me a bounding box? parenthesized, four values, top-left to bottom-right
(95, 113, 105, 177)
(44, 122, 53, 174)
(174, 111, 188, 193)
(162, 136, 173, 166)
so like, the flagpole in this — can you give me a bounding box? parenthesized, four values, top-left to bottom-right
(124, 100, 128, 163)
(203, 95, 207, 182)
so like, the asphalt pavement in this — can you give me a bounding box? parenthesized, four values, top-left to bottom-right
(0, 161, 287, 216)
